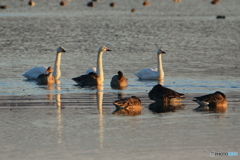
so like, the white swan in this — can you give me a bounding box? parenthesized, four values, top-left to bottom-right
(134, 49, 166, 80)
(22, 46, 66, 80)
(72, 46, 111, 86)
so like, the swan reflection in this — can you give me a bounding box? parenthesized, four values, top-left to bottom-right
(96, 85, 104, 149)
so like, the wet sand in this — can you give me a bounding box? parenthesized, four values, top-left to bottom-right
(0, 0, 240, 159)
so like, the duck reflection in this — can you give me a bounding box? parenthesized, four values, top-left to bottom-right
(112, 96, 142, 116)
(148, 98, 185, 113)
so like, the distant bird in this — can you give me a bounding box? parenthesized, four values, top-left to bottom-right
(135, 49, 166, 80)
(28, 1, 36, 6)
(110, 2, 116, 7)
(148, 84, 185, 101)
(111, 71, 128, 88)
(211, 0, 220, 5)
(87, 2, 95, 7)
(22, 46, 66, 80)
(36, 67, 55, 85)
(60, 1, 67, 6)
(143, 0, 150, 6)
(192, 91, 227, 106)
(0, 5, 7, 9)
(216, 15, 226, 19)
(131, 9, 136, 13)
(113, 96, 142, 109)
(72, 46, 111, 86)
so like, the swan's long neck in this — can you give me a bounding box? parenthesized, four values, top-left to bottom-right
(157, 53, 164, 81)
(96, 51, 104, 84)
(53, 52, 62, 80)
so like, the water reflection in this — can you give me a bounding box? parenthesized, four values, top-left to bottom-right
(111, 84, 128, 99)
(45, 80, 63, 145)
(194, 102, 228, 113)
(148, 98, 185, 113)
(56, 80, 63, 145)
(96, 85, 104, 149)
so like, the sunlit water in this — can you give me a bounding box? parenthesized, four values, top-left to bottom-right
(0, 0, 240, 159)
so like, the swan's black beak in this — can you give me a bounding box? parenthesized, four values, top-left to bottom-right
(107, 48, 111, 51)
(62, 49, 66, 52)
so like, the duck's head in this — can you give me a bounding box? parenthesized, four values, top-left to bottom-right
(215, 91, 226, 99)
(157, 49, 166, 54)
(98, 46, 111, 53)
(57, 46, 66, 53)
(46, 67, 54, 73)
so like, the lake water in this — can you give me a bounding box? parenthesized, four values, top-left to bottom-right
(0, 0, 240, 159)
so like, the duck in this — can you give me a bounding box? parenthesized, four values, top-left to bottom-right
(148, 84, 185, 101)
(22, 46, 66, 80)
(110, 71, 128, 88)
(192, 91, 227, 107)
(36, 67, 55, 85)
(135, 49, 166, 80)
(72, 46, 111, 86)
(113, 96, 142, 110)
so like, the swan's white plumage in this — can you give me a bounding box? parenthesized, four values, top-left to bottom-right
(22, 66, 47, 80)
(135, 49, 165, 80)
(134, 68, 159, 80)
(85, 67, 97, 74)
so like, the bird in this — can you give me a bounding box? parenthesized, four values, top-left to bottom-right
(36, 67, 55, 85)
(72, 72, 100, 87)
(113, 96, 142, 109)
(192, 91, 227, 107)
(72, 46, 111, 86)
(110, 71, 128, 88)
(22, 46, 66, 80)
(134, 49, 166, 80)
(148, 84, 185, 101)
(28, 1, 36, 6)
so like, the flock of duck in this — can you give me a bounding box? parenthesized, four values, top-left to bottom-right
(22, 45, 228, 114)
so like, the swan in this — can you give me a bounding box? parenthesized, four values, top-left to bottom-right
(22, 46, 66, 80)
(72, 46, 111, 86)
(135, 49, 166, 80)
(148, 84, 185, 101)
(110, 71, 128, 88)
(193, 91, 227, 106)
(36, 67, 55, 85)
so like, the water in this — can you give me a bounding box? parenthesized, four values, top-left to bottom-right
(0, 0, 240, 159)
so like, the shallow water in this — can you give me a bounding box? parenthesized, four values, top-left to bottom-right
(0, 0, 240, 159)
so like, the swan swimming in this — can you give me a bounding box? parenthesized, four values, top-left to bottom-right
(36, 67, 55, 85)
(22, 46, 66, 80)
(134, 49, 166, 80)
(72, 46, 111, 86)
